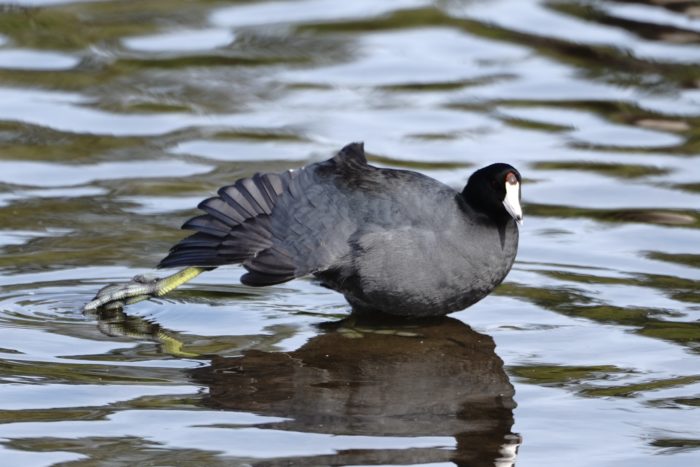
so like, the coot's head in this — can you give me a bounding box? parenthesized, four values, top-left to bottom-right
(462, 163, 523, 226)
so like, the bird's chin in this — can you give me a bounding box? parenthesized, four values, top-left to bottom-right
(502, 202, 523, 227)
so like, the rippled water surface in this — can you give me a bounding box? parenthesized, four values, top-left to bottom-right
(1, 0, 700, 465)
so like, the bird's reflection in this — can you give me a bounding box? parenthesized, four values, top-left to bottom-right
(94, 308, 520, 466)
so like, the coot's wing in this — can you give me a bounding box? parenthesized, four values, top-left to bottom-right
(158, 143, 365, 286)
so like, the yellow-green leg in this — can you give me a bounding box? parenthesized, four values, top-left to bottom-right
(83, 267, 208, 312)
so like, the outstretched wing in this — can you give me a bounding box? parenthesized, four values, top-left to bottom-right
(157, 143, 366, 286)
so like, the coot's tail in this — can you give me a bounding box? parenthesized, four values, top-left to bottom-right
(157, 171, 297, 285)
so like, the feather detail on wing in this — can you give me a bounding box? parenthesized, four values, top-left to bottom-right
(157, 142, 366, 286)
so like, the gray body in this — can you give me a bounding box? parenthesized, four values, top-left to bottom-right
(159, 143, 519, 317)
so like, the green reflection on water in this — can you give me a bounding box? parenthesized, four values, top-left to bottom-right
(499, 278, 700, 350)
(526, 203, 699, 227)
(6, 436, 230, 467)
(582, 375, 700, 398)
(646, 251, 700, 269)
(648, 397, 700, 409)
(0, 122, 149, 163)
(0, 360, 175, 384)
(510, 364, 625, 386)
(650, 438, 700, 454)
(0, 6, 156, 50)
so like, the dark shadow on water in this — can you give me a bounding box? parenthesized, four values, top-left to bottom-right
(190, 314, 520, 466)
(92, 306, 520, 465)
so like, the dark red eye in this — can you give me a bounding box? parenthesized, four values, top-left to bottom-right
(505, 172, 518, 185)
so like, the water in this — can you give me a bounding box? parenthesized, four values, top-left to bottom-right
(1, 0, 699, 465)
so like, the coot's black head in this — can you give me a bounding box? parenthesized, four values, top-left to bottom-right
(461, 163, 522, 226)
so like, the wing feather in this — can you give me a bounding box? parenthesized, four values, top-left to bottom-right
(158, 143, 369, 284)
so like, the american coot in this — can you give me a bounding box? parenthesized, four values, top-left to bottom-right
(84, 143, 522, 316)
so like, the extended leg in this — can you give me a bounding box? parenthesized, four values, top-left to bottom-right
(83, 266, 209, 312)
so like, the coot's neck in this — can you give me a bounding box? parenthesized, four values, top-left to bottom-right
(458, 187, 511, 227)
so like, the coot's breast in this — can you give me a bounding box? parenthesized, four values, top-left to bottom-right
(328, 201, 519, 317)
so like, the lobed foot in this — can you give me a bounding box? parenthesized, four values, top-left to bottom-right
(83, 274, 161, 312)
